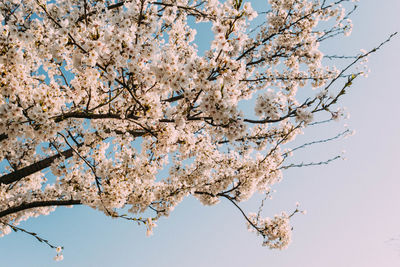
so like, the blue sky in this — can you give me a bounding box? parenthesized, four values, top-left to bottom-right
(1, 0, 400, 266)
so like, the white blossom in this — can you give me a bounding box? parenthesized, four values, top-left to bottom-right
(0, 0, 370, 257)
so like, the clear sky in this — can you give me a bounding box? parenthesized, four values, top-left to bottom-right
(1, 0, 400, 266)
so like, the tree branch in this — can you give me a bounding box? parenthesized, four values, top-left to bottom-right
(0, 199, 82, 218)
(0, 148, 76, 185)
(0, 221, 61, 249)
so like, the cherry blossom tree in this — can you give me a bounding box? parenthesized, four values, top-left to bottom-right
(0, 0, 395, 260)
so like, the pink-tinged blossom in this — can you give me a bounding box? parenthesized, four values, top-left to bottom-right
(0, 0, 371, 258)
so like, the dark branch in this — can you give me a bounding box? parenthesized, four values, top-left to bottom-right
(0, 199, 82, 218)
(0, 221, 61, 249)
(0, 148, 76, 185)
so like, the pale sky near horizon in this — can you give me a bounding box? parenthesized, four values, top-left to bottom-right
(1, 0, 400, 266)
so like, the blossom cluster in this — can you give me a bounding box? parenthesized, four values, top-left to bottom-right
(0, 0, 363, 257)
(248, 212, 292, 250)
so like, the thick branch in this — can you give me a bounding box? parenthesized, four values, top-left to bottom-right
(0, 127, 147, 185)
(0, 199, 82, 218)
(0, 133, 7, 142)
(0, 148, 76, 185)
(53, 112, 139, 122)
